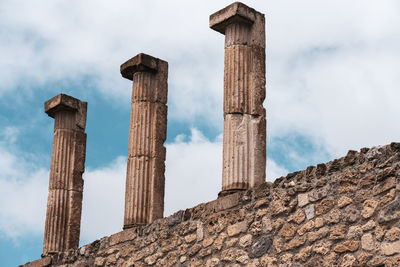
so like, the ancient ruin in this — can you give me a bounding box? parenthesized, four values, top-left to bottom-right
(22, 2, 400, 267)
(210, 2, 266, 196)
(26, 143, 400, 267)
(120, 53, 168, 227)
(42, 94, 87, 255)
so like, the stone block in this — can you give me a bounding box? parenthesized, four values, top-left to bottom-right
(227, 221, 248, 236)
(313, 240, 331, 255)
(284, 235, 306, 251)
(279, 224, 297, 239)
(343, 205, 361, 223)
(24, 257, 52, 267)
(270, 199, 287, 216)
(239, 234, 252, 248)
(185, 234, 197, 243)
(347, 225, 363, 239)
(304, 204, 315, 220)
(315, 198, 335, 216)
(373, 176, 396, 195)
(298, 193, 309, 207)
(333, 240, 359, 253)
(338, 196, 353, 208)
(361, 199, 379, 219)
(249, 235, 273, 258)
(206, 192, 240, 213)
(308, 187, 328, 202)
(361, 233, 374, 251)
(315, 217, 324, 228)
(166, 211, 184, 227)
(288, 209, 305, 224)
(381, 241, 400, 256)
(340, 254, 357, 267)
(329, 224, 347, 240)
(324, 208, 341, 224)
(109, 227, 138, 246)
(385, 227, 400, 241)
(308, 226, 329, 243)
(361, 220, 376, 231)
(378, 198, 400, 224)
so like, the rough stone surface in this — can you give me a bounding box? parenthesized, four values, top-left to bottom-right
(43, 94, 87, 255)
(22, 142, 400, 267)
(385, 227, 400, 241)
(361, 233, 374, 251)
(121, 54, 168, 227)
(298, 193, 309, 207)
(227, 221, 248, 237)
(381, 241, 400, 256)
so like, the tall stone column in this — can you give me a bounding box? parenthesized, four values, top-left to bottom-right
(120, 53, 168, 228)
(43, 94, 87, 255)
(210, 2, 266, 196)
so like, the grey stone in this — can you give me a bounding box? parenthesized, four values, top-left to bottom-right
(378, 199, 400, 224)
(249, 235, 273, 258)
(305, 204, 315, 220)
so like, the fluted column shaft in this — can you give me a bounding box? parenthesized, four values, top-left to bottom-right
(43, 94, 87, 255)
(210, 2, 266, 196)
(121, 53, 168, 228)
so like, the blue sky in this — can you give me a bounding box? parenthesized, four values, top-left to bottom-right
(1, 0, 400, 266)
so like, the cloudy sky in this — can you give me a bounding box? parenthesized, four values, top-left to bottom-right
(1, 0, 399, 265)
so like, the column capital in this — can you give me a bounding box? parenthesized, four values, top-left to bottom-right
(210, 2, 260, 34)
(121, 53, 165, 81)
(45, 93, 87, 130)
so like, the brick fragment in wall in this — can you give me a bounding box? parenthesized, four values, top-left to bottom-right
(22, 143, 400, 266)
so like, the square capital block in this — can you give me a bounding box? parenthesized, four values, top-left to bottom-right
(121, 53, 166, 81)
(45, 94, 87, 130)
(45, 94, 86, 117)
(210, 2, 260, 34)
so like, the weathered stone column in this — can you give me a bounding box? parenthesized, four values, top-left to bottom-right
(43, 94, 87, 255)
(210, 2, 266, 196)
(120, 53, 168, 228)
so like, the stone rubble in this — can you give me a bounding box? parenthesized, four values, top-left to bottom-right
(23, 142, 400, 267)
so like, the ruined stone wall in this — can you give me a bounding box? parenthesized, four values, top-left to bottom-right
(23, 143, 400, 267)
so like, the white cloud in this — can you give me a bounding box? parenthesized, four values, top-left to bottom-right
(266, 158, 288, 182)
(164, 129, 222, 216)
(164, 128, 289, 216)
(0, 146, 48, 240)
(80, 157, 126, 244)
(1, 0, 399, 158)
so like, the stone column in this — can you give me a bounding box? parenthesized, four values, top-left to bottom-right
(43, 94, 87, 255)
(120, 53, 168, 228)
(210, 2, 266, 196)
